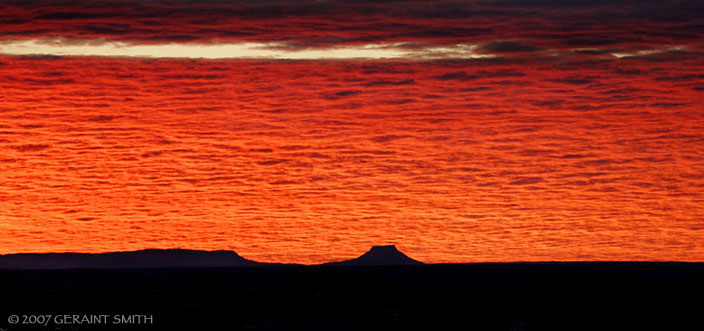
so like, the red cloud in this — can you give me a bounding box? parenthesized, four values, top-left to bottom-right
(0, 52, 703, 262)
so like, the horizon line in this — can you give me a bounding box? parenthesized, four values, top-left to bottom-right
(1, 247, 701, 267)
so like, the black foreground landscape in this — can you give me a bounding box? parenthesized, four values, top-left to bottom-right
(0, 248, 702, 330)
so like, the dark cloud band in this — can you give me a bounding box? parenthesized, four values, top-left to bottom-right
(1, 0, 702, 52)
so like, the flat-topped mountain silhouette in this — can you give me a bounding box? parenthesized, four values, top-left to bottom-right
(0, 249, 264, 269)
(0, 246, 423, 269)
(326, 245, 424, 266)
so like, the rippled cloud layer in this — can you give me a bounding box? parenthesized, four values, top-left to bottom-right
(0, 0, 703, 263)
(1, 54, 702, 263)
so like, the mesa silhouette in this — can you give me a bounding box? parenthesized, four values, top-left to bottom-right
(0, 245, 422, 269)
(325, 245, 423, 266)
(0, 249, 261, 269)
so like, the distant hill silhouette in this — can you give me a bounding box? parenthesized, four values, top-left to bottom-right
(0, 249, 266, 269)
(0, 246, 424, 269)
(326, 245, 424, 266)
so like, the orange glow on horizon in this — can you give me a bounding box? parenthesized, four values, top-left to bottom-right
(0, 54, 703, 264)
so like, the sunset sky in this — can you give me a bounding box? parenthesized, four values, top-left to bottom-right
(1, 0, 702, 264)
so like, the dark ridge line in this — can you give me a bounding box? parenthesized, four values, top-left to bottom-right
(0, 246, 700, 270)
